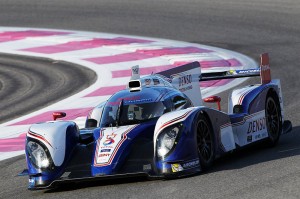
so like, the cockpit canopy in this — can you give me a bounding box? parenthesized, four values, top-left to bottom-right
(100, 85, 191, 127)
(100, 87, 172, 127)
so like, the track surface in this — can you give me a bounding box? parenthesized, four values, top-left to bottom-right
(0, 0, 300, 198)
(0, 54, 96, 124)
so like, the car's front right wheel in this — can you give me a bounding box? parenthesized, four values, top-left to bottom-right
(196, 114, 215, 170)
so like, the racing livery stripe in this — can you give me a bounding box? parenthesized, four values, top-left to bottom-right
(21, 37, 153, 54)
(238, 88, 255, 105)
(27, 131, 53, 148)
(0, 30, 70, 43)
(231, 111, 264, 127)
(157, 109, 194, 133)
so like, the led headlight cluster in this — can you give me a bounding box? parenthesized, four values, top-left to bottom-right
(26, 140, 52, 170)
(157, 123, 183, 157)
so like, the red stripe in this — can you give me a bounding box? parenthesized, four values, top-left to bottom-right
(21, 37, 152, 54)
(0, 30, 69, 43)
(28, 131, 53, 148)
(158, 110, 193, 132)
(10, 107, 93, 126)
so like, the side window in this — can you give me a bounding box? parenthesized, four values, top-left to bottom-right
(173, 95, 188, 110)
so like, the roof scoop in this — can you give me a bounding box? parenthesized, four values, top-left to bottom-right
(128, 65, 142, 92)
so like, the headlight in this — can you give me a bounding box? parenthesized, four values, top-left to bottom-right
(27, 141, 51, 169)
(157, 123, 183, 157)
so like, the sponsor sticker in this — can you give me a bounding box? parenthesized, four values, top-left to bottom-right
(182, 159, 200, 169)
(247, 117, 266, 134)
(100, 149, 111, 153)
(98, 153, 110, 157)
(103, 138, 114, 146)
(102, 132, 117, 146)
(171, 163, 184, 172)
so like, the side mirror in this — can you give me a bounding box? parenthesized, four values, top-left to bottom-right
(53, 112, 66, 121)
(86, 119, 98, 128)
(204, 96, 221, 111)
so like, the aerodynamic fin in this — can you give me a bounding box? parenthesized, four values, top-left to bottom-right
(260, 53, 271, 84)
(130, 65, 140, 80)
(200, 53, 272, 83)
(157, 62, 203, 106)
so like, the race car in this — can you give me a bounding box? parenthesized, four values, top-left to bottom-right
(20, 53, 292, 189)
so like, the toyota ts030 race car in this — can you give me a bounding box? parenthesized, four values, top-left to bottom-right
(20, 53, 292, 189)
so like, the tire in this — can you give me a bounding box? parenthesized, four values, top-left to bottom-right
(196, 114, 215, 170)
(265, 91, 282, 146)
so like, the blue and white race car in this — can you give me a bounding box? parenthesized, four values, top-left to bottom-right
(21, 53, 292, 189)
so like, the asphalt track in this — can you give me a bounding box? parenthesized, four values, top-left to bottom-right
(0, 0, 300, 198)
(0, 54, 96, 124)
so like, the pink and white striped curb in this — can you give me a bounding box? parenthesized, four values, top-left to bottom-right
(0, 27, 257, 161)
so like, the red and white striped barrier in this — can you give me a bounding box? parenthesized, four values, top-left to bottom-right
(0, 27, 257, 160)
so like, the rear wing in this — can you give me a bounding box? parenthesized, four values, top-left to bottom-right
(201, 53, 271, 85)
(155, 53, 270, 106)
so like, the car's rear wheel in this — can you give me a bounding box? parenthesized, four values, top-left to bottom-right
(265, 91, 282, 146)
(196, 114, 215, 170)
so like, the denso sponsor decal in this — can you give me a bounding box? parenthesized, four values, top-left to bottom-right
(178, 74, 192, 87)
(247, 117, 266, 134)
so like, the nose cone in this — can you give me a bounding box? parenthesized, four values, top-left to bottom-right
(92, 119, 156, 176)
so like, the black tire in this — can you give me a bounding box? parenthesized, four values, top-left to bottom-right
(196, 114, 215, 170)
(265, 91, 282, 146)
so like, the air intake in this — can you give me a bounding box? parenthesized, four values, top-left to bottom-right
(128, 80, 141, 92)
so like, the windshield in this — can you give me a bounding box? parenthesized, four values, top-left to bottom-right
(101, 101, 168, 127)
